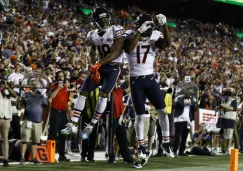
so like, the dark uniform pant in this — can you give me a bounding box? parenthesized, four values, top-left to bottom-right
(81, 64, 120, 94)
(130, 74, 165, 115)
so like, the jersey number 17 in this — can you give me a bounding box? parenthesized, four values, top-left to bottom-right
(136, 45, 150, 64)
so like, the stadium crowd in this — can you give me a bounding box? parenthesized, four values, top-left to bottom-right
(0, 0, 243, 168)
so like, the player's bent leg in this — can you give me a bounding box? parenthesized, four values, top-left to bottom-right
(74, 74, 100, 120)
(73, 91, 89, 120)
(82, 92, 108, 140)
(91, 92, 108, 125)
(157, 109, 174, 158)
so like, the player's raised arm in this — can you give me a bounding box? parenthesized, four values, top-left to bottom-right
(124, 20, 154, 54)
(154, 14, 171, 49)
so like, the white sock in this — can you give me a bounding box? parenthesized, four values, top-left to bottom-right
(78, 144, 82, 154)
(135, 114, 145, 145)
(157, 109, 170, 142)
(65, 140, 68, 152)
(68, 141, 72, 153)
(74, 95, 86, 118)
(91, 96, 108, 124)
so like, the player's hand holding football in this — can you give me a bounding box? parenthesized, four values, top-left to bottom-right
(156, 14, 167, 26)
(138, 21, 154, 33)
(91, 62, 101, 84)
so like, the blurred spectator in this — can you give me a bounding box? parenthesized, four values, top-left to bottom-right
(214, 89, 237, 155)
(0, 79, 17, 167)
(173, 89, 197, 156)
(18, 79, 48, 165)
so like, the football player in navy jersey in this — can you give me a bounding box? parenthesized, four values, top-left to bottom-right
(74, 7, 125, 140)
(124, 14, 174, 168)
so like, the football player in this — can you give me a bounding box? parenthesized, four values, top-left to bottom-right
(124, 14, 174, 168)
(74, 7, 125, 140)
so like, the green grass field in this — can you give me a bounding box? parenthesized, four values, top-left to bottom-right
(2, 155, 243, 171)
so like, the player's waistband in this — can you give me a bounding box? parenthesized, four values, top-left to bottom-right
(130, 74, 154, 79)
(110, 62, 122, 66)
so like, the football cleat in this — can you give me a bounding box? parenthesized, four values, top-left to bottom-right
(161, 142, 174, 158)
(137, 145, 150, 166)
(61, 123, 77, 135)
(133, 161, 142, 169)
(82, 123, 94, 140)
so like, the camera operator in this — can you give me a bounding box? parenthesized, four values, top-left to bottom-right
(190, 123, 211, 156)
(213, 88, 237, 155)
(0, 79, 17, 167)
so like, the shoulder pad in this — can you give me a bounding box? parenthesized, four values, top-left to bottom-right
(112, 25, 125, 39)
(124, 30, 135, 40)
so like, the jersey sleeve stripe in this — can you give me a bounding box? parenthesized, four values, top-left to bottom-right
(114, 34, 125, 39)
(115, 31, 123, 36)
(114, 29, 124, 33)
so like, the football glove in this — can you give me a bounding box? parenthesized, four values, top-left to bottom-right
(156, 14, 167, 26)
(90, 62, 101, 84)
(91, 71, 100, 84)
(138, 21, 154, 34)
(91, 62, 101, 74)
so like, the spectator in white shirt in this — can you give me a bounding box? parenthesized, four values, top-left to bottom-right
(7, 63, 24, 86)
(0, 79, 17, 167)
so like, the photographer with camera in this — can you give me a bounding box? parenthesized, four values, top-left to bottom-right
(0, 79, 17, 167)
(190, 123, 212, 156)
(212, 88, 237, 155)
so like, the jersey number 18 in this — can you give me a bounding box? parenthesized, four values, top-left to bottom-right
(97, 44, 111, 59)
